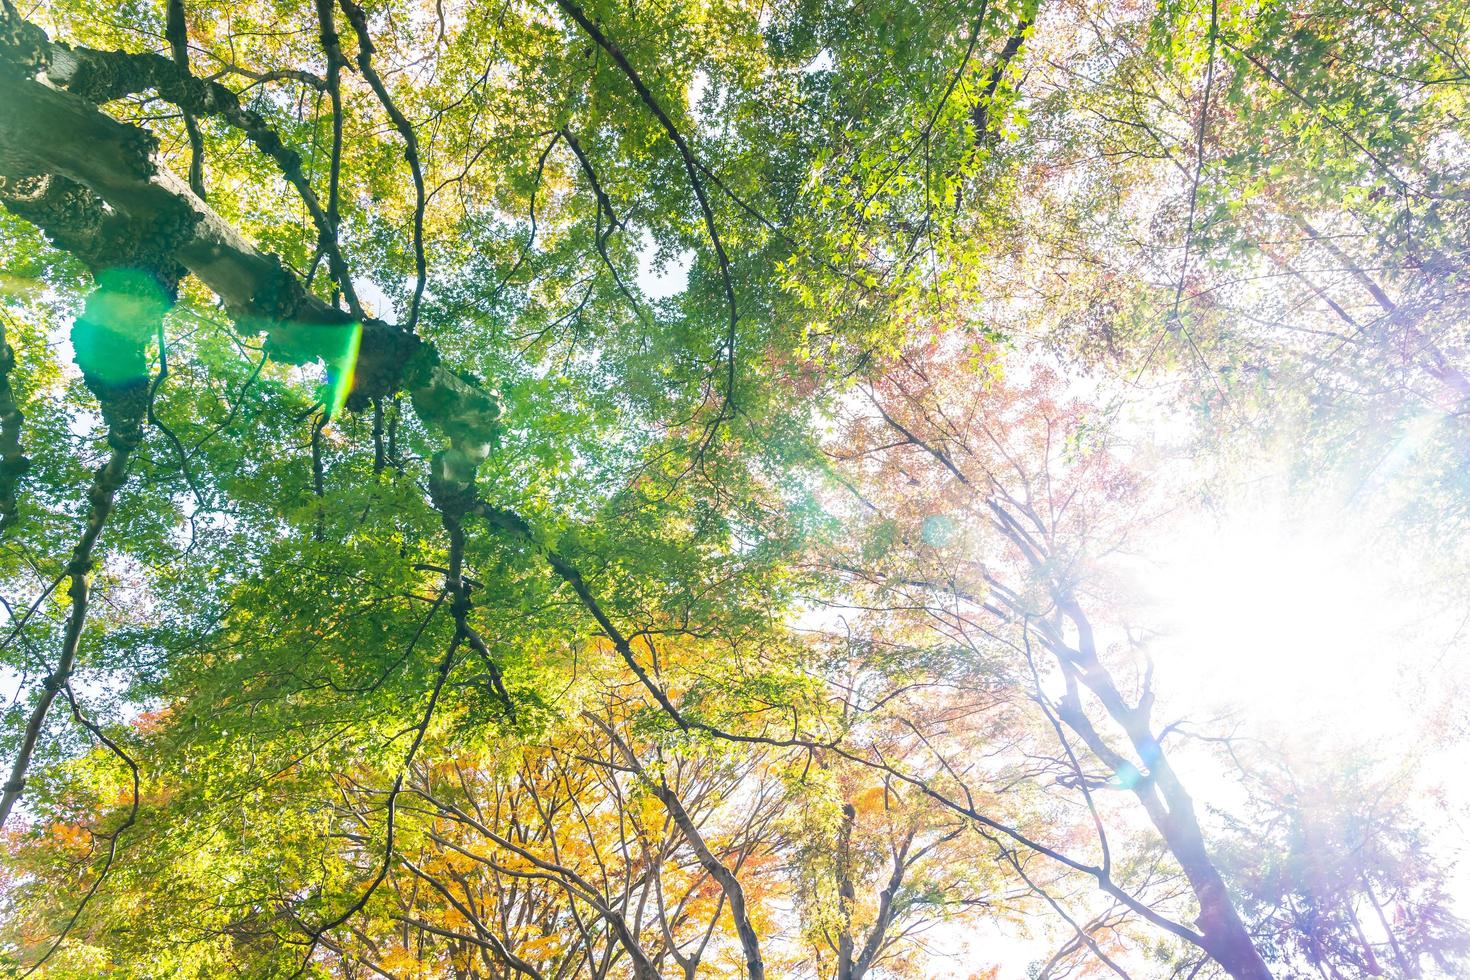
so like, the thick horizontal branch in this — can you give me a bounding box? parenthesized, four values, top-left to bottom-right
(0, 60, 499, 449)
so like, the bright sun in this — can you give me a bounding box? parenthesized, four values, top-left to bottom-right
(1135, 503, 1442, 746)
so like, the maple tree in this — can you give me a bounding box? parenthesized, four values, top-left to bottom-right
(2, 0, 1469, 976)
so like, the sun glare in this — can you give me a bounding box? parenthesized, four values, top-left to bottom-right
(1137, 504, 1436, 745)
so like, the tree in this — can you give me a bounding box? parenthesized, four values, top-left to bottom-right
(2, 0, 1468, 976)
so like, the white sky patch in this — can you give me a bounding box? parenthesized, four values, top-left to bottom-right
(803, 48, 835, 73)
(1114, 458, 1470, 879)
(687, 68, 710, 126)
(353, 278, 396, 320)
(1136, 510, 1429, 734)
(634, 238, 693, 300)
(1118, 433, 1469, 727)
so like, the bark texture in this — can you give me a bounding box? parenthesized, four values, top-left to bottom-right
(0, 27, 501, 466)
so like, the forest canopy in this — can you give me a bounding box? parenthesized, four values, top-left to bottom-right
(1, 0, 1469, 976)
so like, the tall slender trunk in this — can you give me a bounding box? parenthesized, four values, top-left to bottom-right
(835, 802, 857, 980)
(1052, 599, 1274, 980)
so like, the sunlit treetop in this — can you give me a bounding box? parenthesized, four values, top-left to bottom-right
(1, 0, 1468, 976)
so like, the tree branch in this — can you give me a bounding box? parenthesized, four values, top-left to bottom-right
(552, 0, 739, 435)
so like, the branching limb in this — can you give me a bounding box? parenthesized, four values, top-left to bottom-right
(0, 476, 119, 825)
(296, 633, 462, 971)
(34, 39, 364, 319)
(19, 682, 141, 978)
(338, 0, 428, 333)
(0, 312, 28, 533)
(0, 266, 167, 829)
(164, 0, 206, 198)
(993, 836, 1133, 980)
(552, 0, 739, 435)
(312, 0, 348, 295)
(584, 711, 766, 980)
(413, 790, 662, 979)
(561, 127, 645, 319)
(295, 512, 470, 969)
(397, 857, 545, 979)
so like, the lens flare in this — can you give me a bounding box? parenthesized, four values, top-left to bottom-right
(321, 320, 363, 419)
(1137, 505, 1432, 743)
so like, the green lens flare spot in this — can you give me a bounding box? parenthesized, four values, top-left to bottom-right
(72, 268, 171, 387)
(921, 514, 958, 547)
(320, 320, 363, 419)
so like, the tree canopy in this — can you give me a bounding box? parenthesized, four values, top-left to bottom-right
(1, 0, 1469, 976)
